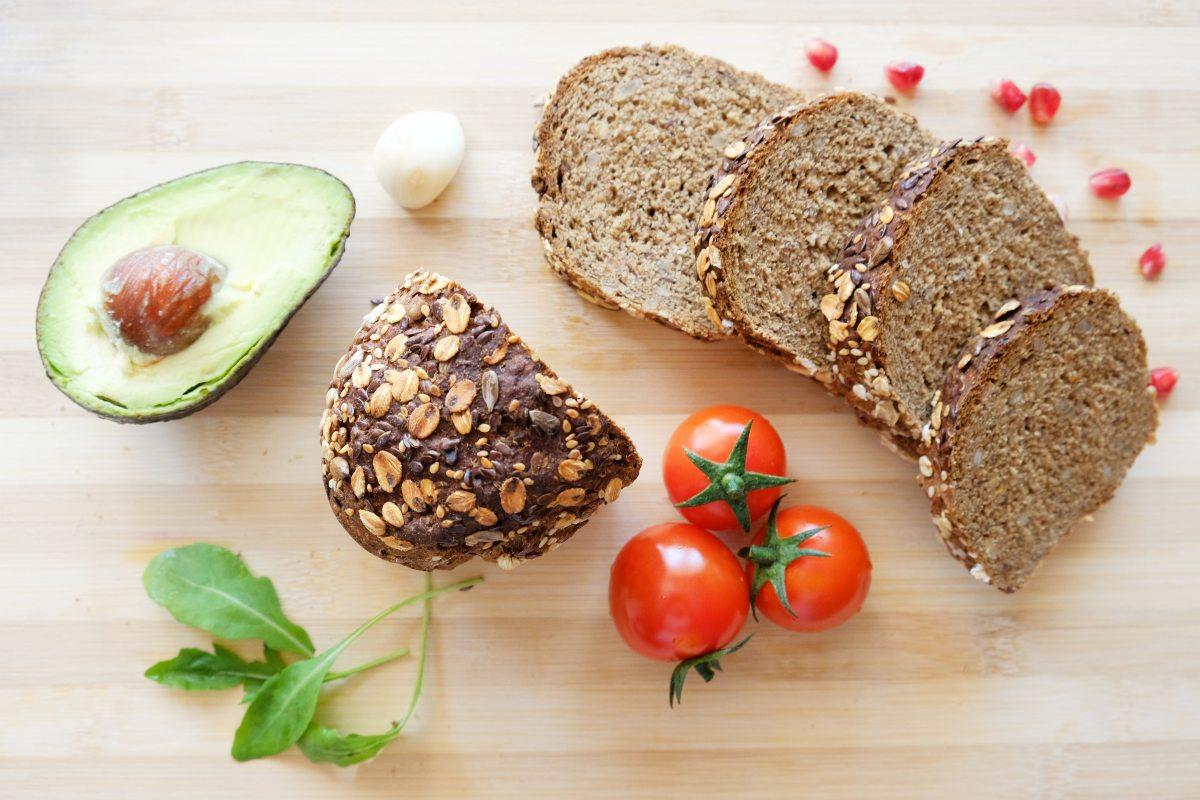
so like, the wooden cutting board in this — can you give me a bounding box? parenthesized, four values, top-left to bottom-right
(3, 2, 1198, 797)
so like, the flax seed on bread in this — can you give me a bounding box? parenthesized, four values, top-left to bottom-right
(694, 92, 937, 379)
(321, 272, 642, 571)
(825, 138, 1094, 457)
(532, 45, 802, 340)
(920, 286, 1157, 592)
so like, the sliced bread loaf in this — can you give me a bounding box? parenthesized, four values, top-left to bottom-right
(694, 92, 937, 378)
(920, 286, 1157, 592)
(532, 45, 802, 340)
(321, 271, 642, 571)
(826, 138, 1094, 457)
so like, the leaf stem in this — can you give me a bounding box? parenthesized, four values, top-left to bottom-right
(323, 574, 476, 700)
(397, 572, 434, 732)
(324, 647, 410, 683)
(338, 574, 482, 654)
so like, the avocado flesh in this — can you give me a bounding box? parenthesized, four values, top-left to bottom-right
(36, 162, 355, 421)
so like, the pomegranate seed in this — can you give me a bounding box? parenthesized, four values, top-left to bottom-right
(1049, 194, 1069, 222)
(990, 79, 1027, 112)
(1090, 168, 1131, 199)
(1139, 244, 1166, 280)
(885, 62, 924, 92)
(1029, 83, 1061, 124)
(805, 38, 838, 72)
(1011, 143, 1036, 167)
(1149, 367, 1178, 398)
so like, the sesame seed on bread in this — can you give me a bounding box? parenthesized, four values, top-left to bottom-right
(321, 272, 641, 571)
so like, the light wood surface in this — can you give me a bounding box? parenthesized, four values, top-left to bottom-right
(3, 2, 1199, 797)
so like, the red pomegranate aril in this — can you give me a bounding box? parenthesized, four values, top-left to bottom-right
(1029, 82, 1061, 124)
(1149, 367, 1178, 398)
(1139, 244, 1166, 280)
(805, 38, 838, 72)
(1090, 168, 1131, 199)
(990, 78, 1027, 112)
(885, 62, 924, 92)
(1012, 143, 1036, 167)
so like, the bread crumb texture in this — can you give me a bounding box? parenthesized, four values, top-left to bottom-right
(697, 92, 936, 378)
(826, 137, 1093, 455)
(921, 287, 1157, 592)
(533, 45, 801, 340)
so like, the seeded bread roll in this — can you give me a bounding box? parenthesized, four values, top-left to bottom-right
(532, 45, 802, 340)
(321, 272, 642, 571)
(826, 138, 1094, 457)
(920, 286, 1157, 592)
(694, 92, 937, 379)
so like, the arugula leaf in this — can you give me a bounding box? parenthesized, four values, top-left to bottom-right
(263, 645, 285, 671)
(146, 644, 279, 691)
(239, 646, 412, 705)
(239, 646, 288, 703)
(299, 574, 435, 766)
(231, 575, 480, 762)
(297, 722, 402, 766)
(143, 544, 314, 656)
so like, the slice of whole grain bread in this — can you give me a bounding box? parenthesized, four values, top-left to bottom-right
(321, 271, 642, 571)
(532, 45, 802, 340)
(826, 138, 1094, 457)
(920, 286, 1157, 592)
(695, 92, 937, 379)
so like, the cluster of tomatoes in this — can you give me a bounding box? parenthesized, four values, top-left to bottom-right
(607, 405, 872, 705)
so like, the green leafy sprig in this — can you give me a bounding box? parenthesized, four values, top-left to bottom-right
(298, 573, 436, 765)
(142, 543, 480, 766)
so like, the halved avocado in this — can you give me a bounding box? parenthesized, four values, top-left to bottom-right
(36, 162, 355, 422)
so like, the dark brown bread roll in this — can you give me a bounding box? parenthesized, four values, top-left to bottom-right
(321, 272, 641, 571)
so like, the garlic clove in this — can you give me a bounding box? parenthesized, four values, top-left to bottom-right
(373, 111, 465, 210)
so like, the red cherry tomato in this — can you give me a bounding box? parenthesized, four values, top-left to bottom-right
(609, 523, 749, 661)
(744, 503, 871, 633)
(663, 405, 790, 536)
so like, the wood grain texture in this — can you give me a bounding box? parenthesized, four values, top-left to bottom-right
(2, 1, 1198, 797)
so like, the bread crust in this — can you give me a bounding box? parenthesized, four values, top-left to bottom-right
(532, 44, 801, 341)
(824, 138, 976, 456)
(917, 286, 1157, 592)
(321, 271, 642, 571)
(694, 93, 927, 384)
(823, 138, 1092, 459)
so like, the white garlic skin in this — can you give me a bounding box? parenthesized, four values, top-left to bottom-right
(373, 111, 464, 210)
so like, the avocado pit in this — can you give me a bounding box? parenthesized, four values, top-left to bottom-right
(100, 245, 227, 356)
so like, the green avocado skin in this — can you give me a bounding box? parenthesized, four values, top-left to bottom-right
(35, 162, 356, 424)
